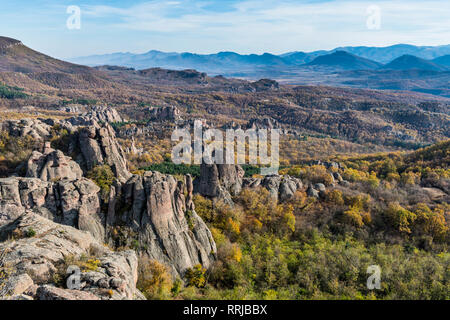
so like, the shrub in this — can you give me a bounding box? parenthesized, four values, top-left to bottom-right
(137, 258, 173, 300)
(87, 165, 115, 201)
(385, 203, 417, 234)
(185, 264, 207, 288)
(414, 203, 448, 242)
(25, 228, 36, 238)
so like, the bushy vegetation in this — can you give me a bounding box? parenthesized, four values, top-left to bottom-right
(87, 165, 115, 201)
(170, 143, 449, 300)
(0, 131, 37, 177)
(137, 258, 174, 300)
(141, 162, 201, 177)
(0, 83, 28, 99)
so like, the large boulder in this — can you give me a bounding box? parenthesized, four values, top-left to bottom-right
(26, 143, 83, 182)
(194, 164, 244, 203)
(0, 212, 141, 300)
(242, 175, 303, 202)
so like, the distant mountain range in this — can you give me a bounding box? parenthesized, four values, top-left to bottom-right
(1, 36, 448, 98)
(70, 44, 450, 73)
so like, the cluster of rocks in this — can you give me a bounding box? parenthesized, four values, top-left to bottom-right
(243, 175, 303, 202)
(26, 143, 83, 182)
(0, 106, 218, 299)
(72, 122, 132, 183)
(0, 106, 124, 142)
(148, 106, 181, 122)
(0, 118, 52, 140)
(0, 212, 142, 300)
(194, 163, 304, 203)
(0, 176, 104, 241)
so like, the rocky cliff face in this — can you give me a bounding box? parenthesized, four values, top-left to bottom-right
(108, 172, 216, 276)
(0, 176, 104, 241)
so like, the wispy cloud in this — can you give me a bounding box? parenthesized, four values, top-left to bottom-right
(1, 0, 449, 58)
(79, 0, 450, 53)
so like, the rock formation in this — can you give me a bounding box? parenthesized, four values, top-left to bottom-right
(194, 164, 244, 204)
(0, 119, 52, 140)
(148, 106, 181, 121)
(72, 122, 132, 183)
(26, 143, 83, 182)
(108, 172, 216, 276)
(242, 175, 303, 201)
(0, 107, 219, 298)
(0, 176, 104, 241)
(0, 211, 142, 300)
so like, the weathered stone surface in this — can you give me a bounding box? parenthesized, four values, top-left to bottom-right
(0, 177, 26, 225)
(0, 212, 140, 300)
(37, 285, 100, 300)
(66, 106, 123, 126)
(279, 176, 303, 201)
(242, 175, 303, 202)
(88, 106, 123, 123)
(148, 106, 181, 121)
(0, 119, 52, 140)
(0, 273, 34, 297)
(0, 177, 103, 241)
(75, 122, 132, 183)
(109, 172, 216, 276)
(306, 185, 320, 198)
(26, 148, 83, 182)
(195, 164, 244, 203)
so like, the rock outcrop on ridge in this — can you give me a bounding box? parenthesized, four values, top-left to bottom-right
(194, 163, 304, 203)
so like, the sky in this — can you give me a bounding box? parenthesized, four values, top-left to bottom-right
(0, 0, 449, 59)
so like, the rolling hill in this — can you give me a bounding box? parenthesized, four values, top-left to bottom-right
(432, 55, 450, 68)
(0, 36, 116, 90)
(382, 54, 448, 71)
(305, 51, 382, 70)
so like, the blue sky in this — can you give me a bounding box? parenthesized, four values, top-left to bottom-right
(1, 0, 449, 59)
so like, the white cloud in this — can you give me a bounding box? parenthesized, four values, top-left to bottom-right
(77, 0, 450, 53)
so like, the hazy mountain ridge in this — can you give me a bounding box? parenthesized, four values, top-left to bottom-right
(70, 44, 450, 71)
(68, 44, 450, 97)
